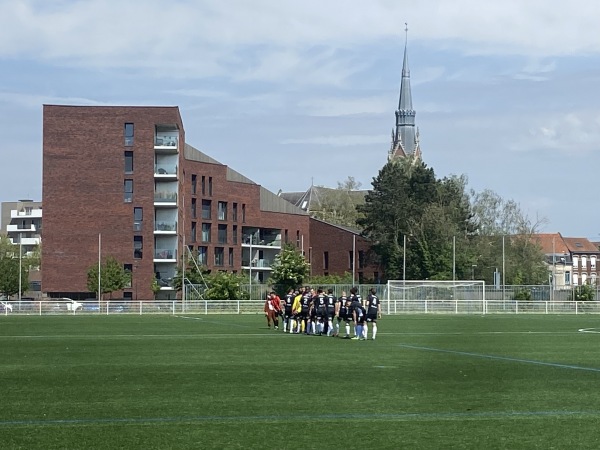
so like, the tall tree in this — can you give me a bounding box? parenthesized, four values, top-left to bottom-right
(469, 189, 548, 285)
(0, 235, 28, 298)
(269, 243, 310, 294)
(87, 256, 129, 300)
(357, 157, 466, 280)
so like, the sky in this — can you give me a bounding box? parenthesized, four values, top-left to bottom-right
(1, 0, 600, 239)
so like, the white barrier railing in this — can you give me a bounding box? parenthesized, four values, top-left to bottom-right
(3, 299, 600, 316)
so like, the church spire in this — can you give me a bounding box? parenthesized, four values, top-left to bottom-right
(389, 23, 420, 160)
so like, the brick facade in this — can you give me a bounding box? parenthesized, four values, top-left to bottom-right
(309, 218, 381, 283)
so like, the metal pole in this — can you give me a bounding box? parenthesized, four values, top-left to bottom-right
(249, 234, 252, 298)
(98, 233, 101, 303)
(352, 234, 356, 285)
(18, 232, 22, 302)
(452, 236, 456, 282)
(552, 236, 556, 301)
(403, 234, 406, 302)
(502, 235, 505, 301)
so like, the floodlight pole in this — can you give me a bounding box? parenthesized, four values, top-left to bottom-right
(403, 234, 407, 302)
(18, 232, 22, 302)
(98, 233, 101, 304)
(249, 235, 252, 299)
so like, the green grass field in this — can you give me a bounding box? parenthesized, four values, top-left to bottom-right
(2, 314, 600, 449)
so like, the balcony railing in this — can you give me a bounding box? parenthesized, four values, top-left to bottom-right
(242, 259, 274, 268)
(154, 164, 177, 175)
(154, 192, 177, 202)
(154, 137, 178, 147)
(242, 235, 282, 247)
(7, 224, 36, 233)
(154, 249, 177, 260)
(155, 222, 177, 232)
(11, 209, 42, 219)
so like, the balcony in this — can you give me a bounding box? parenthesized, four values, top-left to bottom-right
(11, 209, 42, 219)
(154, 221, 177, 234)
(154, 164, 178, 179)
(154, 191, 177, 207)
(242, 259, 274, 269)
(241, 235, 282, 248)
(154, 248, 177, 261)
(7, 224, 36, 233)
(10, 237, 40, 246)
(154, 136, 178, 154)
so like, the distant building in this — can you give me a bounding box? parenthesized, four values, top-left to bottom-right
(533, 233, 600, 287)
(0, 200, 43, 296)
(41, 105, 377, 300)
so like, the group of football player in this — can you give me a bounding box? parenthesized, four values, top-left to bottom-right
(263, 286, 382, 340)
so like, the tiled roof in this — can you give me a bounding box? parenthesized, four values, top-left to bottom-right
(532, 233, 569, 254)
(562, 237, 598, 253)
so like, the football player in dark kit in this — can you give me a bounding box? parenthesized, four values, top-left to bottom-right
(325, 288, 336, 336)
(300, 287, 312, 334)
(282, 288, 295, 333)
(337, 291, 350, 337)
(365, 287, 382, 340)
(314, 288, 328, 335)
(349, 287, 366, 340)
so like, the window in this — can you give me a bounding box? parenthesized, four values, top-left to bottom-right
(133, 207, 142, 231)
(349, 251, 354, 270)
(215, 247, 224, 266)
(565, 271, 571, 285)
(218, 224, 227, 244)
(124, 264, 132, 288)
(201, 176, 206, 195)
(191, 221, 197, 242)
(192, 174, 197, 195)
(232, 203, 238, 222)
(208, 177, 213, 196)
(202, 223, 211, 242)
(296, 231, 300, 247)
(124, 179, 133, 203)
(191, 198, 197, 219)
(592, 256, 597, 269)
(324, 251, 329, 270)
(285, 229, 288, 243)
(218, 201, 227, 220)
(582, 256, 588, 269)
(202, 200, 211, 219)
(358, 250, 365, 269)
(233, 225, 238, 244)
(124, 123, 134, 146)
(124, 151, 133, 173)
(242, 204, 246, 223)
(134, 236, 143, 259)
(573, 256, 579, 268)
(229, 248, 234, 267)
(572, 273, 578, 286)
(198, 246, 208, 265)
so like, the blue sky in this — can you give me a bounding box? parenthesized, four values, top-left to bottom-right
(2, 0, 600, 238)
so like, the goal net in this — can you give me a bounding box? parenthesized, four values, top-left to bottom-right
(386, 280, 486, 314)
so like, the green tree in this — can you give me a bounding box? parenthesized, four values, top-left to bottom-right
(87, 256, 129, 300)
(574, 284, 595, 301)
(0, 235, 28, 298)
(269, 243, 310, 294)
(204, 272, 250, 300)
(310, 177, 366, 227)
(358, 157, 475, 281)
(469, 189, 548, 285)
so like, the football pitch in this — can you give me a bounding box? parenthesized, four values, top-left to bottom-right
(2, 314, 600, 449)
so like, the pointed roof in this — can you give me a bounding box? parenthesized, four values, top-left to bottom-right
(389, 24, 421, 161)
(398, 38, 413, 112)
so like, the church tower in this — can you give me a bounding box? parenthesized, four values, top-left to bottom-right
(389, 25, 421, 160)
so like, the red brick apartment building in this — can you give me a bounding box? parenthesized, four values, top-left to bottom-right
(42, 105, 378, 300)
